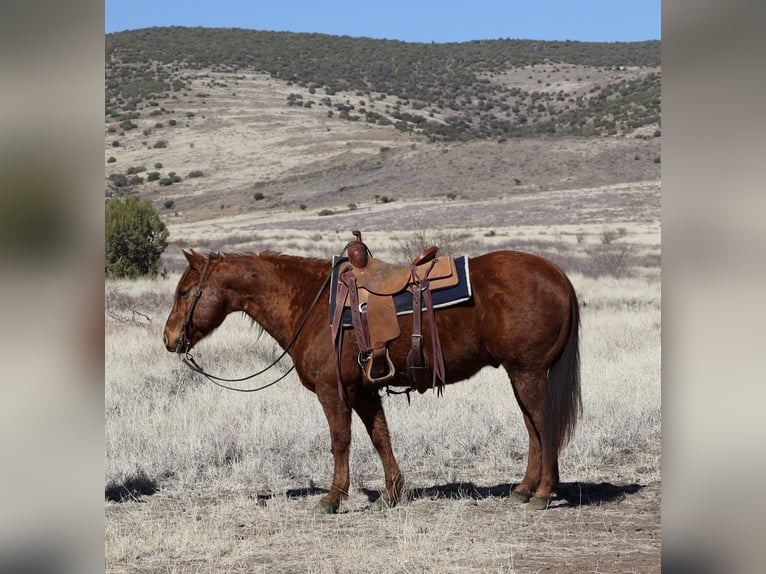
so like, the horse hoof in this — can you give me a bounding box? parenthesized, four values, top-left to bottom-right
(527, 496, 550, 510)
(314, 499, 340, 514)
(509, 490, 533, 504)
(374, 496, 396, 511)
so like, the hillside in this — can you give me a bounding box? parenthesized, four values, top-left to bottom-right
(104, 28, 660, 231)
(106, 28, 660, 141)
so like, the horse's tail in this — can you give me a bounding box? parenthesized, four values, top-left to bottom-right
(543, 275, 582, 468)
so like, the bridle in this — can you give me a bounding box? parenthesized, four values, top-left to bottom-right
(176, 252, 333, 393)
(175, 254, 216, 354)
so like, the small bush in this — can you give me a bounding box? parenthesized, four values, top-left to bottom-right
(108, 173, 128, 188)
(318, 209, 334, 216)
(105, 196, 168, 278)
(188, 170, 204, 178)
(592, 244, 630, 277)
(153, 140, 168, 149)
(158, 177, 173, 186)
(107, 157, 116, 163)
(163, 199, 175, 209)
(146, 171, 160, 182)
(253, 192, 264, 201)
(600, 229, 618, 245)
(154, 162, 162, 169)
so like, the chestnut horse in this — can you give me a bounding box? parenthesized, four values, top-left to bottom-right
(163, 248, 581, 512)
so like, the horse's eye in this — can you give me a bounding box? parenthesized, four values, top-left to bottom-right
(179, 289, 189, 298)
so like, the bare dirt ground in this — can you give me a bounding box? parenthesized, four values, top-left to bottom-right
(106, 68, 661, 573)
(106, 476, 659, 573)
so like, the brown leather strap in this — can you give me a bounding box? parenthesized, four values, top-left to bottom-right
(407, 267, 425, 383)
(422, 284, 446, 393)
(331, 269, 351, 403)
(406, 260, 445, 392)
(342, 269, 370, 353)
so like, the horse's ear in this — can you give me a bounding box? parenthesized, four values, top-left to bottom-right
(183, 249, 203, 267)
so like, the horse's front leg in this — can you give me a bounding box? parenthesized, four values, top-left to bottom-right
(315, 383, 352, 514)
(350, 387, 403, 509)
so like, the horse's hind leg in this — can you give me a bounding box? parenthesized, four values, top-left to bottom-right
(351, 390, 403, 509)
(509, 411, 542, 503)
(508, 368, 558, 509)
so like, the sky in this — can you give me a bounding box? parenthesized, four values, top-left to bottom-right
(105, 0, 660, 43)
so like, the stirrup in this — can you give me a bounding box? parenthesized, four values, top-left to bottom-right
(364, 347, 395, 384)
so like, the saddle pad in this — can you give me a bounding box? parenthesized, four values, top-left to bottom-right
(330, 255, 472, 328)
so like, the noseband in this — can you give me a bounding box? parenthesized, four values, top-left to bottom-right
(175, 254, 217, 353)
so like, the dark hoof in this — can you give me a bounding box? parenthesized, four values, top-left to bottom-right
(314, 498, 340, 514)
(374, 495, 397, 511)
(374, 487, 410, 510)
(509, 490, 533, 504)
(527, 496, 551, 510)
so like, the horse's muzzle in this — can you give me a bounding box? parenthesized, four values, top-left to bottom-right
(163, 332, 186, 353)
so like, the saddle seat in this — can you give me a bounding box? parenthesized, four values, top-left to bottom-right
(346, 255, 458, 303)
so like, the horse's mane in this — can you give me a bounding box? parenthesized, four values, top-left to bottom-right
(257, 250, 330, 266)
(212, 250, 330, 269)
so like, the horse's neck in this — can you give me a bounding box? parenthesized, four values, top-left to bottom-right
(225, 253, 328, 349)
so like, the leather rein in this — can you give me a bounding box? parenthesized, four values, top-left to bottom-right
(177, 253, 332, 393)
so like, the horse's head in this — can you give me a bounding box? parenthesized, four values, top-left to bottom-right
(163, 250, 228, 353)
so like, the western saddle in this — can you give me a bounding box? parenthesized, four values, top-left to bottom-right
(331, 231, 458, 398)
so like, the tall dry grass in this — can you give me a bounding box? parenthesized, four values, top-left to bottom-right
(105, 274, 660, 486)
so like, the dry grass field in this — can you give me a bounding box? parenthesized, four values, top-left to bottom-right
(105, 67, 660, 573)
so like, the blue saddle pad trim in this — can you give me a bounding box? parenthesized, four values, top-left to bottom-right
(329, 255, 472, 327)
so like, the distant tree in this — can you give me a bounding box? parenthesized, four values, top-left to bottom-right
(105, 196, 168, 278)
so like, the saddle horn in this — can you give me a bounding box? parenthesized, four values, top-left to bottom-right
(347, 230, 369, 268)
